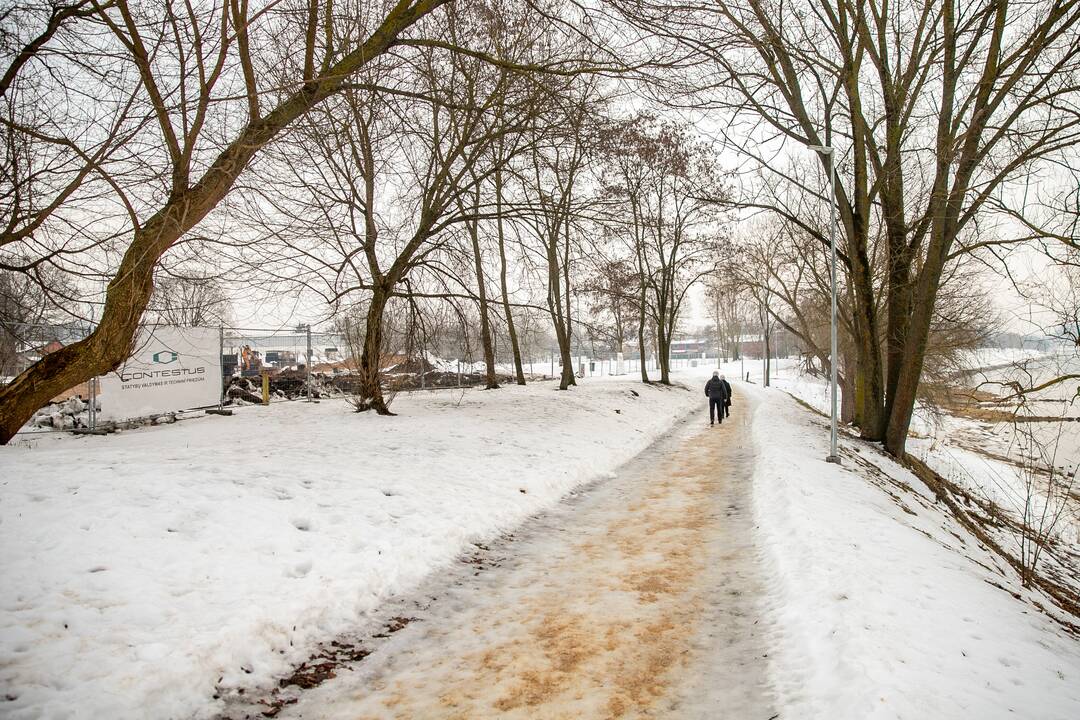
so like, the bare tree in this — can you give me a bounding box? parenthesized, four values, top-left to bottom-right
(518, 81, 605, 390)
(731, 200, 998, 422)
(238, 1, 574, 412)
(0, 264, 76, 376)
(598, 115, 655, 382)
(149, 273, 231, 328)
(0, 0, 456, 442)
(580, 255, 638, 361)
(461, 185, 501, 389)
(703, 277, 733, 363)
(1013, 418, 1078, 588)
(614, 0, 1080, 455)
(987, 183, 1080, 400)
(494, 165, 527, 385)
(602, 116, 727, 384)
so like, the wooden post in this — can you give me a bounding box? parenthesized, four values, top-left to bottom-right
(261, 371, 270, 405)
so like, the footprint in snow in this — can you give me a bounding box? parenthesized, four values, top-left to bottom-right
(285, 560, 313, 578)
(291, 517, 312, 532)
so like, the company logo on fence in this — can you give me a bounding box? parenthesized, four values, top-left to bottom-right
(117, 346, 203, 383)
(98, 326, 222, 422)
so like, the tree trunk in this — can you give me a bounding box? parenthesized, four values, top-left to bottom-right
(657, 331, 671, 384)
(561, 208, 576, 385)
(637, 288, 650, 384)
(467, 198, 498, 390)
(884, 242, 949, 456)
(763, 325, 771, 387)
(355, 286, 393, 415)
(885, 332, 925, 456)
(546, 225, 575, 391)
(884, 248, 915, 422)
(0, 223, 157, 441)
(495, 169, 525, 385)
(852, 353, 885, 438)
(550, 303, 575, 390)
(559, 333, 575, 389)
(840, 373, 855, 425)
(848, 245, 887, 440)
(840, 348, 856, 425)
(655, 299, 672, 385)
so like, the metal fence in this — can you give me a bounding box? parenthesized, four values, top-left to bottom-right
(222, 326, 345, 376)
(542, 352, 748, 380)
(220, 325, 339, 400)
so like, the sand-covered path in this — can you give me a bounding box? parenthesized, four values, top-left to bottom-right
(274, 391, 775, 719)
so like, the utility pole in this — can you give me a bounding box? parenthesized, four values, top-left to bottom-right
(305, 324, 313, 403)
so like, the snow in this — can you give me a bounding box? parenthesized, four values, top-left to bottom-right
(259, 394, 771, 720)
(4, 358, 1080, 719)
(961, 351, 1080, 472)
(749, 383, 1080, 719)
(0, 376, 701, 720)
(762, 358, 835, 415)
(907, 413, 1080, 548)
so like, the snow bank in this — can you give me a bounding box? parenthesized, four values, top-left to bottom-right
(749, 385, 1080, 719)
(0, 377, 700, 719)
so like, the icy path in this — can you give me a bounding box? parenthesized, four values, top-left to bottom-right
(271, 393, 776, 719)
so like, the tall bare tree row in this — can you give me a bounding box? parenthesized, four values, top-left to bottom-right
(613, 0, 1080, 455)
(0, 0, 638, 437)
(595, 116, 728, 384)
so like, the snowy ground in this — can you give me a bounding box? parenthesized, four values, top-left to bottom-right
(750, 383, 1080, 719)
(769, 350, 1079, 545)
(4, 360, 1080, 720)
(247, 390, 770, 720)
(0, 375, 700, 720)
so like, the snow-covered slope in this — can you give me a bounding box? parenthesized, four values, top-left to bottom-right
(750, 384, 1080, 719)
(0, 378, 699, 720)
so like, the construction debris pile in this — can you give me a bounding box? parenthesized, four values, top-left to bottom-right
(30, 397, 93, 431)
(224, 375, 344, 405)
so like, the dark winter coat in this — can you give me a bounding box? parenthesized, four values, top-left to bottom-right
(720, 378, 732, 405)
(705, 377, 730, 402)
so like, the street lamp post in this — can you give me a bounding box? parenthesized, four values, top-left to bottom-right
(808, 144, 842, 465)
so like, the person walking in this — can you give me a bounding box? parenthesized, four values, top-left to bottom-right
(704, 371, 730, 426)
(720, 374, 732, 418)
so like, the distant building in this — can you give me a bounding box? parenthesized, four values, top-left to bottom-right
(670, 338, 709, 359)
(736, 329, 799, 359)
(263, 350, 297, 367)
(312, 358, 359, 375)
